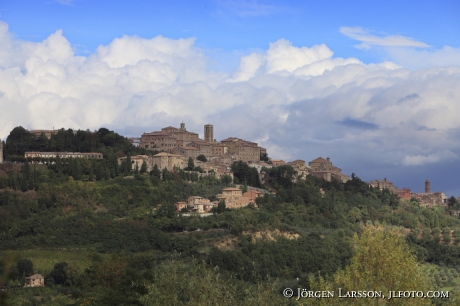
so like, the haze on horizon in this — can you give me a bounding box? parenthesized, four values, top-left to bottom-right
(0, 0, 459, 196)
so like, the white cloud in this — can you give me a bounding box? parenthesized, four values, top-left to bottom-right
(340, 27, 430, 49)
(402, 150, 459, 166)
(1, 20, 460, 180)
(231, 39, 361, 81)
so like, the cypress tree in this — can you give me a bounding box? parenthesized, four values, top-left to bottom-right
(89, 163, 94, 181)
(140, 161, 148, 174)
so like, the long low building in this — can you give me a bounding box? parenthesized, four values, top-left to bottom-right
(25, 152, 103, 159)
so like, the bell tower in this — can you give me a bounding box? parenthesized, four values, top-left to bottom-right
(204, 124, 214, 143)
(425, 179, 431, 193)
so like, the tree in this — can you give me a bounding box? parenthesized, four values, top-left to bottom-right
(49, 262, 68, 286)
(220, 175, 233, 186)
(448, 196, 457, 207)
(197, 154, 207, 162)
(260, 152, 269, 161)
(140, 160, 148, 174)
(150, 164, 161, 182)
(187, 157, 195, 171)
(89, 164, 94, 181)
(124, 154, 132, 175)
(16, 259, 34, 280)
(217, 200, 226, 213)
(308, 227, 431, 306)
(162, 168, 172, 181)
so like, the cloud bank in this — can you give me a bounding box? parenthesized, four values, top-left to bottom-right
(1, 20, 460, 190)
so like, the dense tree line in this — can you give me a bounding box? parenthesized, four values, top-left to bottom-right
(3, 126, 149, 161)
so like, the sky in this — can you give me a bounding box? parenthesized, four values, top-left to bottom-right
(0, 0, 460, 195)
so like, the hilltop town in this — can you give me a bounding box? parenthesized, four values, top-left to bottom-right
(0, 122, 448, 213)
(0, 123, 453, 212)
(1, 124, 460, 304)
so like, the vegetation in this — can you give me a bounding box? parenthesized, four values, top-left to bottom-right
(1, 126, 460, 305)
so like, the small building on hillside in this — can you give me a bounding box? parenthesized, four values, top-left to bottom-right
(217, 188, 251, 209)
(368, 178, 398, 193)
(308, 157, 350, 183)
(24, 274, 44, 287)
(25, 152, 103, 159)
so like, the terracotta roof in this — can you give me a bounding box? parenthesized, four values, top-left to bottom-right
(310, 157, 328, 163)
(26, 274, 44, 280)
(154, 152, 182, 157)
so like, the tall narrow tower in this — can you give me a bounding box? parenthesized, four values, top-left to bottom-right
(204, 124, 214, 143)
(0, 141, 3, 164)
(425, 179, 431, 193)
(180, 122, 186, 131)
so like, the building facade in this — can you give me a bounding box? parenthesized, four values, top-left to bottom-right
(217, 187, 252, 209)
(308, 157, 350, 183)
(24, 274, 45, 287)
(25, 152, 103, 159)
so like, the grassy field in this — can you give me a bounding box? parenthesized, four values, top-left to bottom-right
(0, 249, 98, 275)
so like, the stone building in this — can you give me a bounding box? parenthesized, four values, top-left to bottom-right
(0, 141, 3, 163)
(219, 137, 262, 163)
(188, 140, 213, 158)
(150, 152, 186, 171)
(174, 201, 187, 212)
(212, 143, 229, 156)
(217, 187, 251, 209)
(172, 145, 199, 159)
(117, 155, 151, 171)
(270, 159, 285, 167)
(308, 157, 350, 183)
(24, 274, 44, 287)
(140, 123, 200, 152)
(186, 196, 215, 213)
(286, 159, 311, 180)
(139, 123, 267, 164)
(368, 178, 398, 193)
(243, 190, 262, 203)
(25, 152, 103, 159)
(140, 131, 178, 152)
(395, 188, 412, 200)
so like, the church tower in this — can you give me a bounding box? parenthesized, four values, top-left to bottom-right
(180, 122, 186, 131)
(204, 124, 214, 143)
(425, 179, 431, 193)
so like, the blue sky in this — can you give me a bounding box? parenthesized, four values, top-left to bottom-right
(3, 0, 459, 68)
(1, 0, 460, 196)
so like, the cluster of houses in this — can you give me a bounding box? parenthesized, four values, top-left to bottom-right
(369, 178, 448, 208)
(0, 124, 455, 210)
(174, 188, 264, 213)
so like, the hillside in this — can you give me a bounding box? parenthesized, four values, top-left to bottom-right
(1, 128, 460, 305)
